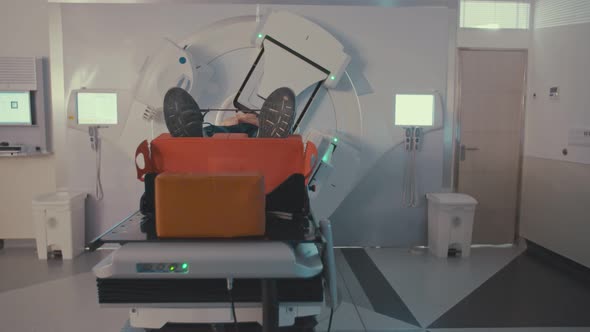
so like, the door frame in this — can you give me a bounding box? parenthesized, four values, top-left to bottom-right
(453, 48, 528, 244)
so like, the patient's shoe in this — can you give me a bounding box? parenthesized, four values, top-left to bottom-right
(163, 87, 204, 137)
(257, 87, 296, 138)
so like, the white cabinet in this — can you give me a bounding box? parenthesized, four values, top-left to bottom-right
(32, 192, 86, 259)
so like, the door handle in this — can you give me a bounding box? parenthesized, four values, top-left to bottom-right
(460, 145, 480, 161)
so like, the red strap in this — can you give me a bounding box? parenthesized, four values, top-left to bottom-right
(304, 141, 319, 184)
(135, 140, 155, 182)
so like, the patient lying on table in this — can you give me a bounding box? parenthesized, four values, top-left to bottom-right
(163, 87, 296, 138)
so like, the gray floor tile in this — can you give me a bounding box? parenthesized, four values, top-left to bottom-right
(335, 249, 373, 310)
(341, 248, 420, 327)
(0, 247, 112, 292)
(356, 306, 422, 331)
(365, 246, 524, 327)
(335, 255, 353, 303)
(314, 251, 367, 331)
(316, 301, 368, 332)
(429, 252, 590, 328)
(0, 272, 128, 332)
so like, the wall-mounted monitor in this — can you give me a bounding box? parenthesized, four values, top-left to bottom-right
(394, 93, 435, 127)
(0, 91, 33, 126)
(76, 91, 118, 126)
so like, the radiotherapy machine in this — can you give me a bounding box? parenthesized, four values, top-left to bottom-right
(89, 10, 363, 331)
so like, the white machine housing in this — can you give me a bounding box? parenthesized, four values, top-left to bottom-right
(134, 38, 195, 110)
(93, 242, 322, 279)
(306, 130, 362, 221)
(255, 11, 351, 91)
(125, 11, 361, 222)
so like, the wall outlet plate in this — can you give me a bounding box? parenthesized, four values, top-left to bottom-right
(568, 128, 590, 147)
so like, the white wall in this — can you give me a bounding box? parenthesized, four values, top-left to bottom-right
(0, 0, 56, 239)
(520, 0, 590, 267)
(55, 3, 452, 246)
(524, 22, 590, 164)
(0, 0, 49, 56)
(520, 156, 590, 268)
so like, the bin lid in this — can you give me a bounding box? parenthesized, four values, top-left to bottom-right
(33, 191, 87, 206)
(426, 193, 477, 205)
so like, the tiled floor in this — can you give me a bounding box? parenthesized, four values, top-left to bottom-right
(1, 244, 589, 332)
(0, 246, 111, 292)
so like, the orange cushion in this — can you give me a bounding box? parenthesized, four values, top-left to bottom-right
(150, 133, 306, 194)
(155, 172, 265, 238)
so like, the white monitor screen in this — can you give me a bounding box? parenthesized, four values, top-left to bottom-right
(77, 92, 118, 125)
(0, 91, 32, 125)
(394, 94, 435, 127)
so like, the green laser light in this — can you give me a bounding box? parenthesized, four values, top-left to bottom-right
(258, 33, 263, 38)
(333, 137, 339, 143)
(330, 76, 336, 80)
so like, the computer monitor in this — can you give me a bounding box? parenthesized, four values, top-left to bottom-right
(76, 91, 118, 126)
(0, 91, 33, 125)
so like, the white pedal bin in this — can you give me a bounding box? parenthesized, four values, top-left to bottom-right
(32, 192, 86, 260)
(426, 193, 477, 258)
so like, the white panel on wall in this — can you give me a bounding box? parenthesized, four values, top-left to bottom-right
(525, 6, 590, 165)
(534, 0, 590, 29)
(520, 156, 590, 268)
(568, 128, 590, 147)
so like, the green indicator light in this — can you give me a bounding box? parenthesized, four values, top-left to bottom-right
(258, 34, 263, 38)
(333, 137, 338, 143)
(169, 266, 175, 271)
(322, 144, 335, 165)
(182, 263, 188, 269)
(330, 76, 336, 80)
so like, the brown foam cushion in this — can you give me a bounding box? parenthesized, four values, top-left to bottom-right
(155, 172, 265, 238)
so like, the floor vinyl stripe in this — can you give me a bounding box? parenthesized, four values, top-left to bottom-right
(429, 250, 590, 328)
(341, 248, 420, 327)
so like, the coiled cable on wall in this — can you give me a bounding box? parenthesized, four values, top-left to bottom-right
(409, 140, 417, 207)
(89, 127, 104, 201)
(402, 127, 419, 208)
(401, 135, 411, 207)
(96, 139, 104, 200)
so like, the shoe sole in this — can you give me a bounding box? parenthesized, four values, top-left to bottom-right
(163, 87, 204, 137)
(257, 87, 296, 138)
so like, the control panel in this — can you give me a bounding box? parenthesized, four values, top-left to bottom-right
(136, 262, 190, 274)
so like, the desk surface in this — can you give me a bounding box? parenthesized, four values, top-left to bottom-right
(0, 151, 52, 158)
